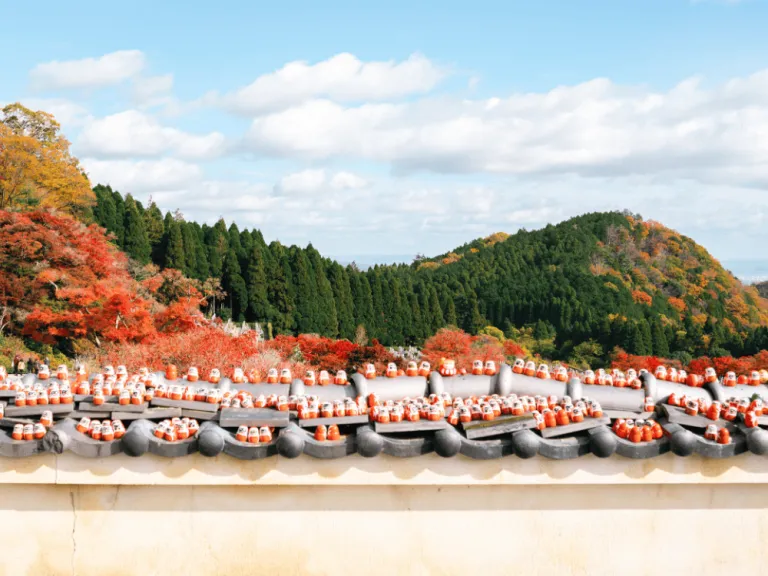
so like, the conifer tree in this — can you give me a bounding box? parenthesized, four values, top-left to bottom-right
(426, 284, 445, 334)
(143, 199, 165, 259)
(222, 248, 248, 321)
(328, 263, 355, 340)
(164, 218, 186, 271)
(246, 244, 270, 322)
(111, 190, 126, 247)
(122, 195, 151, 264)
(307, 246, 338, 336)
(181, 223, 199, 278)
(267, 242, 295, 333)
(351, 273, 374, 334)
(651, 320, 670, 357)
(290, 248, 316, 333)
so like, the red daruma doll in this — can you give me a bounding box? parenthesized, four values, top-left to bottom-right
(303, 371, 316, 386)
(363, 364, 376, 380)
(406, 362, 419, 377)
(512, 358, 525, 374)
(279, 369, 292, 384)
(334, 370, 348, 385)
(318, 370, 330, 386)
(266, 368, 278, 384)
(385, 363, 398, 378)
(471, 360, 484, 376)
(438, 359, 457, 377)
(32, 422, 45, 440)
(417, 361, 431, 377)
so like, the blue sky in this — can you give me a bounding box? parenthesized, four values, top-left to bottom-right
(2, 0, 768, 276)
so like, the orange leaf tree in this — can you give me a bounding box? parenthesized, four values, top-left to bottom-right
(0, 103, 94, 216)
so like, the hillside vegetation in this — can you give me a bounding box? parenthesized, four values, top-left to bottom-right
(3, 101, 768, 369)
(92, 186, 768, 365)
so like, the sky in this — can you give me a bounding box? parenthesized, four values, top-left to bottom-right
(2, 0, 768, 276)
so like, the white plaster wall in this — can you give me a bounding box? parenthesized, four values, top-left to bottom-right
(1, 454, 768, 575)
(0, 483, 766, 576)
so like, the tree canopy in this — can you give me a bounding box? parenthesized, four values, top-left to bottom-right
(0, 103, 94, 216)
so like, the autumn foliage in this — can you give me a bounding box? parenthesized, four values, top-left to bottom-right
(421, 328, 509, 371)
(0, 104, 94, 215)
(0, 210, 204, 352)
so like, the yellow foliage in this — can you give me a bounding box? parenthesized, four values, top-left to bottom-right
(691, 313, 707, 326)
(0, 103, 94, 215)
(469, 247, 479, 254)
(604, 282, 619, 292)
(441, 252, 462, 265)
(417, 261, 440, 271)
(483, 232, 509, 246)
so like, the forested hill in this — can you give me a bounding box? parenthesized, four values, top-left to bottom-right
(92, 185, 768, 363)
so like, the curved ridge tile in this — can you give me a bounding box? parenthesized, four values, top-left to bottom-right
(354, 424, 433, 458)
(0, 427, 47, 458)
(294, 425, 356, 459)
(538, 435, 591, 459)
(614, 434, 670, 459)
(49, 418, 123, 458)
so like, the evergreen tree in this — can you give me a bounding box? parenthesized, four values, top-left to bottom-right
(164, 217, 186, 271)
(369, 270, 386, 339)
(228, 223, 245, 262)
(222, 248, 248, 321)
(290, 248, 316, 333)
(307, 246, 338, 336)
(458, 290, 484, 334)
(267, 242, 295, 333)
(181, 223, 199, 278)
(328, 263, 355, 340)
(651, 320, 670, 357)
(191, 223, 210, 279)
(246, 244, 270, 322)
(626, 322, 650, 355)
(351, 273, 374, 334)
(426, 284, 445, 334)
(143, 200, 165, 260)
(639, 319, 653, 356)
(111, 190, 126, 247)
(122, 195, 151, 264)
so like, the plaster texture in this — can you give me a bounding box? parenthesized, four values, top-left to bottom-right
(1, 478, 767, 576)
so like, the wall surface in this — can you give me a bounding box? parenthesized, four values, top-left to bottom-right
(1, 453, 767, 576)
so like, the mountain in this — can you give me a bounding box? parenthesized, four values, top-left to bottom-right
(90, 188, 768, 364)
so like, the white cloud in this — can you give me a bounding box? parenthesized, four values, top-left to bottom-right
(77, 110, 226, 160)
(81, 158, 203, 193)
(223, 52, 446, 115)
(330, 171, 369, 189)
(132, 74, 174, 108)
(275, 169, 327, 194)
(242, 69, 768, 190)
(29, 50, 146, 90)
(16, 98, 92, 128)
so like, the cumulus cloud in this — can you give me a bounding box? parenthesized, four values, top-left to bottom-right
(16, 98, 92, 128)
(77, 110, 226, 160)
(223, 52, 446, 115)
(81, 158, 204, 193)
(275, 169, 327, 194)
(242, 70, 768, 189)
(132, 74, 174, 108)
(330, 171, 369, 189)
(29, 50, 146, 90)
